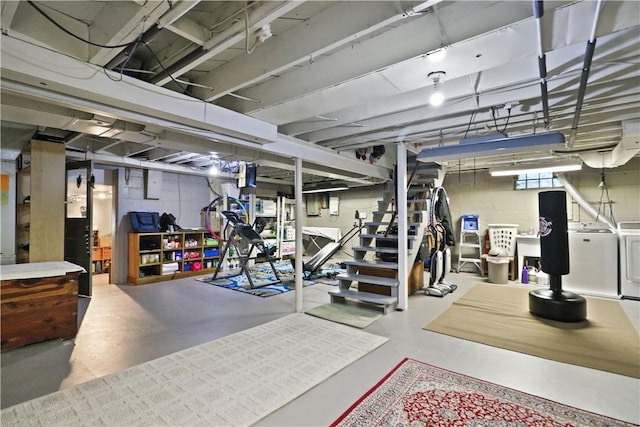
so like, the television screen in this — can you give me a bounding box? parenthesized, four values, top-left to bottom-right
(246, 163, 257, 188)
(238, 162, 257, 188)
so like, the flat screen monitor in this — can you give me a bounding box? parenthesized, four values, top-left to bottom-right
(238, 163, 257, 188)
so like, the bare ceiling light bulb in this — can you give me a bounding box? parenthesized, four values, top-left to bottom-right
(428, 71, 446, 107)
(430, 91, 445, 106)
(427, 48, 447, 63)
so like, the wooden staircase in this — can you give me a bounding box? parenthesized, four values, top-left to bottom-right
(329, 158, 444, 313)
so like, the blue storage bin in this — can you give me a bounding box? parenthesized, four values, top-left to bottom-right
(204, 248, 219, 258)
(462, 214, 479, 231)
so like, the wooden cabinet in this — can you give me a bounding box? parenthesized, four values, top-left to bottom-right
(127, 230, 220, 285)
(1, 262, 82, 351)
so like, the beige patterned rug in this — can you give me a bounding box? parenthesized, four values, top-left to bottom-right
(424, 283, 640, 378)
(1, 313, 388, 426)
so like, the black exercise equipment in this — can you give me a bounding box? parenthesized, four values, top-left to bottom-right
(529, 190, 587, 322)
(212, 211, 280, 288)
(293, 214, 364, 277)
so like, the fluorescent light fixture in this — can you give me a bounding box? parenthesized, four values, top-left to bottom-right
(417, 132, 566, 163)
(490, 160, 583, 176)
(302, 186, 348, 194)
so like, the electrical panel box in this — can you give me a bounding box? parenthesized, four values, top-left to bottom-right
(144, 169, 162, 200)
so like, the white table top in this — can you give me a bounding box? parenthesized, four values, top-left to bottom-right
(302, 227, 342, 242)
(1, 261, 86, 281)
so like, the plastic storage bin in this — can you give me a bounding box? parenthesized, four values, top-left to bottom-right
(488, 224, 519, 256)
(462, 214, 479, 231)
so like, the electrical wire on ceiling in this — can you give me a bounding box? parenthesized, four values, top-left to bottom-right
(26, 0, 188, 92)
(244, 0, 258, 54)
(490, 105, 511, 136)
(209, 2, 252, 33)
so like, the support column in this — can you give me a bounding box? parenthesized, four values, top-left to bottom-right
(294, 157, 303, 312)
(396, 143, 408, 311)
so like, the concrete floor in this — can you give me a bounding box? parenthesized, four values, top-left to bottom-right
(2, 270, 639, 425)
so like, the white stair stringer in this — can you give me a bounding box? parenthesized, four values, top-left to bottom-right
(329, 159, 443, 314)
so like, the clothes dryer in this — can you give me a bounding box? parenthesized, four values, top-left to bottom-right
(563, 229, 618, 299)
(618, 221, 640, 299)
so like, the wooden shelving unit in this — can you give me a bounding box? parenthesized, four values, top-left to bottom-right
(15, 140, 65, 263)
(92, 246, 111, 274)
(127, 230, 220, 285)
(255, 196, 296, 259)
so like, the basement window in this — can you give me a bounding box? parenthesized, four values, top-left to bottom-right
(515, 172, 562, 190)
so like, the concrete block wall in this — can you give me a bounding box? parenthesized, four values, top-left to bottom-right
(112, 168, 213, 285)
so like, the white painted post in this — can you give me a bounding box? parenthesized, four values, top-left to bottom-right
(295, 157, 304, 312)
(396, 143, 408, 311)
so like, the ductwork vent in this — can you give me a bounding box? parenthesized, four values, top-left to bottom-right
(579, 119, 640, 168)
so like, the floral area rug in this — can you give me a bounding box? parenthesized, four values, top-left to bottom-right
(195, 261, 318, 297)
(332, 358, 634, 427)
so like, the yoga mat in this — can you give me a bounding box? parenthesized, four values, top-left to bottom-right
(306, 303, 382, 329)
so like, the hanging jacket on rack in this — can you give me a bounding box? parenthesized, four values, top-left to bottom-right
(431, 187, 456, 246)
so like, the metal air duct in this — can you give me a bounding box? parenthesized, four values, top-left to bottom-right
(579, 119, 640, 168)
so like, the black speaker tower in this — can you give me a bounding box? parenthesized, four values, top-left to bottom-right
(529, 190, 587, 322)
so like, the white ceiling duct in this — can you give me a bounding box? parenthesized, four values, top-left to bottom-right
(579, 119, 640, 168)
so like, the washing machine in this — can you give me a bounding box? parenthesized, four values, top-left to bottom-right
(618, 221, 640, 299)
(563, 227, 619, 299)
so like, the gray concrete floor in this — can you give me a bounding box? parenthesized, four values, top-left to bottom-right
(2, 269, 639, 426)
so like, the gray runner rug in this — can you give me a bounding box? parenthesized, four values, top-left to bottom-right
(2, 313, 388, 426)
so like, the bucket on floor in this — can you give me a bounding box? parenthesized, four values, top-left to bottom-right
(487, 258, 509, 284)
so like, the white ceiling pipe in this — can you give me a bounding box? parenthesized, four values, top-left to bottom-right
(555, 173, 616, 232)
(579, 119, 640, 168)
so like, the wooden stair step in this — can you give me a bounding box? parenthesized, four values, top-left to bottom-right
(352, 245, 398, 253)
(344, 259, 398, 269)
(360, 233, 417, 241)
(337, 273, 398, 287)
(329, 288, 397, 307)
